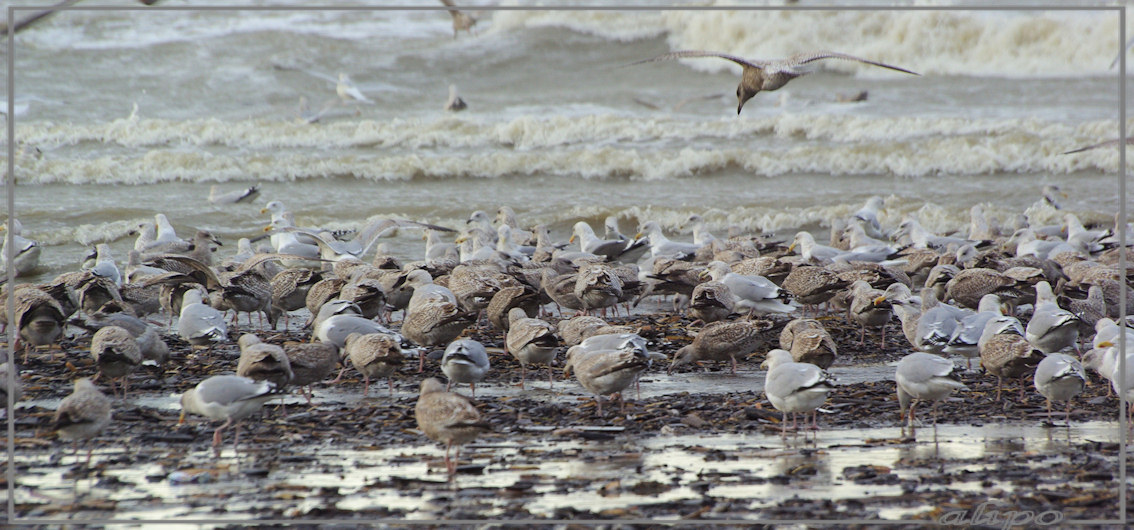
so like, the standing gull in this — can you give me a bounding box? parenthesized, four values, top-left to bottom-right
(630, 50, 918, 114)
(343, 332, 404, 397)
(90, 326, 142, 398)
(179, 375, 279, 456)
(441, 339, 490, 396)
(668, 319, 773, 375)
(50, 378, 112, 466)
(414, 378, 491, 478)
(1033, 353, 1086, 421)
(761, 349, 836, 435)
(505, 307, 559, 389)
(177, 288, 228, 347)
(895, 352, 966, 428)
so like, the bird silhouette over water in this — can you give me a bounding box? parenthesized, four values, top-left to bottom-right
(631, 50, 919, 114)
(440, 0, 477, 38)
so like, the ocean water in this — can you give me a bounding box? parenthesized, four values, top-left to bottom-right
(2, 1, 1129, 283)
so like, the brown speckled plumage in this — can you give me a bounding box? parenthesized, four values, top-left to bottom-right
(344, 332, 403, 396)
(980, 332, 1044, 400)
(945, 268, 1020, 309)
(668, 319, 773, 375)
(414, 377, 489, 476)
(689, 281, 734, 323)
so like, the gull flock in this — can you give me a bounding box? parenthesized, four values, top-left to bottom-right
(4, 186, 1130, 478)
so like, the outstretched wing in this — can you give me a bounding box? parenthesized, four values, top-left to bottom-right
(627, 50, 767, 70)
(781, 51, 920, 76)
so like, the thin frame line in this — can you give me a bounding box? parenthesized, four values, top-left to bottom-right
(6, 3, 16, 525)
(5, 1, 1127, 526)
(1119, 5, 1128, 527)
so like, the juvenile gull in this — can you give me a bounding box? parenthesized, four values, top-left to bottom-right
(564, 347, 648, 417)
(236, 334, 293, 391)
(343, 332, 404, 397)
(631, 50, 918, 114)
(778, 318, 837, 369)
(894, 352, 966, 428)
(506, 307, 559, 388)
(283, 341, 339, 405)
(179, 375, 279, 456)
(90, 326, 142, 398)
(414, 378, 490, 478)
(761, 349, 835, 434)
(441, 339, 490, 396)
(668, 319, 773, 375)
(980, 325, 1044, 401)
(689, 281, 734, 324)
(50, 378, 112, 466)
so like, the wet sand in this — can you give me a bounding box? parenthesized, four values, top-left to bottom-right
(6, 302, 1131, 526)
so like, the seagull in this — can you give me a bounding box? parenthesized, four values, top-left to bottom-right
(630, 50, 918, 114)
(415, 378, 490, 479)
(178, 375, 279, 456)
(439, 0, 478, 38)
(177, 288, 228, 347)
(440, 338, 490, 396)
(50, 378, 112, 467)
(337, 72, 375, 105)
(1033, 352, 1086, 421)
(208, 184, 261, 205)
(761, 349, 835, 435)
(445, 84, 467, 112)
(894, 351, 966, 428)
(1, 218, 41, 277)
(285, 218, 455, 262)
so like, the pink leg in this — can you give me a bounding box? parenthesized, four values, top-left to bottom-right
(388, 378, 394, 396)
(329, 365, 348, 384)
(418, 350, 425, 373)
(362, 374, 371, 397)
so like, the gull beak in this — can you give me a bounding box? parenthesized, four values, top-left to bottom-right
(698, 269, 710, 279)
(787, 242, 796, 253)
(759, 359, 770, 370)
(454, 235, 467, 244)
(263, 226, 273, 232)
(873, 296, 887, 306)
(568, 234, 576, 244)
(259, 207, 268, 214)
(178, 411, 186, 425)
(633, 232, 643, 240)
(1098, 341, 1114, 348)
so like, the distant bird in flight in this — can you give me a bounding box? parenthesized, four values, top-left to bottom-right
(631, 50, 919, 115)
(440, 0, 478, 38)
